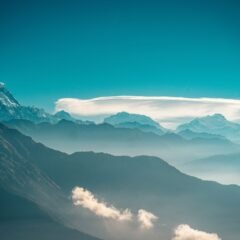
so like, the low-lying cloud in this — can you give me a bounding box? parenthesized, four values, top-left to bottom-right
(172, 224, 221, 240)
(72, 187, 222, 239)
(137, 209, 158, 230)
(55, 96, 240, 128)
(72, 187, 132, 221)
(72, 186, 158, 230)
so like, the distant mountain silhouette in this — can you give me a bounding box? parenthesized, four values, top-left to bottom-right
(104, 112, 167, 135)
(5, 119, 240, 164)
(177, 129, 226, 140)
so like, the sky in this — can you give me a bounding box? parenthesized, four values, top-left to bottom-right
(1, 0, 240, 112)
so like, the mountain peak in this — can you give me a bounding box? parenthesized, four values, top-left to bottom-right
(176, 113, 240, 143)
(104, 111, 161, 128)
(203, 113, 226, 121)
(0, 83, 20, 107)
(103, 111, 167, 135)
(54, 110, 75, 121)
(190, 113, 228, 127)
(0, 82, 5, 88)
(0, 84, 56, 123)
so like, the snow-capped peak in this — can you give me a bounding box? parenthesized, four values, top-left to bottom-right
(103, 111, 168, 131)
(0, 83, 20, 108)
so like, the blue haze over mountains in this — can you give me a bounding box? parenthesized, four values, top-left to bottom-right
(1, 84, 240, 240)
(1, 84, 240, 182)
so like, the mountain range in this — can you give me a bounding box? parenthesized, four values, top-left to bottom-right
(0, 83, 92, 125)
(177, 113, 240, 143)
(2, 83, 240, 145)
(5, 118, 240, 165)
(1, 123, 240, 239)
(2, 84, 240, 182)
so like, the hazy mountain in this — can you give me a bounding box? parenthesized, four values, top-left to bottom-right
(54, 110, 76, 122)
(104, 112, 161, 128)
(177, 113, 240, 143)
(5, 119, 240, 164)
(177, 129, 226, 141)
(54, 110, 94, 125)
(182, 152, 240, 185)
(1, 123, 240, 239)
(104, 112, 167, 135)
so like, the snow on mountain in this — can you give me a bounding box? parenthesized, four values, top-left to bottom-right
(0, 82, 20, 108)
(0, 83, 58, 123)
(176, 114, 240, 143)
(54, 110, 76, 122)
(104, 112, 167, 135)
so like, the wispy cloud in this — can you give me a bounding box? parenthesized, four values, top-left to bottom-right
(55, 96, 240, 128)
(137, 209, 158, 230)
(172, 224, 221, 240)
(72, 186, 158, 230)
(72, 187, 132, 221)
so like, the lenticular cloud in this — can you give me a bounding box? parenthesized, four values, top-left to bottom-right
(55, 96, 240, 128)
(72, 187, 132, 221)
(172, 224, 221, 240)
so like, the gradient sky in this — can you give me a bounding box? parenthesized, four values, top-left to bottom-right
(1, 0, 240, 112)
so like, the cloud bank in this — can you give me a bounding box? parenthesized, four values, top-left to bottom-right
(172, 224, 221, 240)
(137, 209, 158, 230)
(72, 187, 132, 221)
(55, 96, 240, 128)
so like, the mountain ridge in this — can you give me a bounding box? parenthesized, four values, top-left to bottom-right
(5, 118, 240, 164)
(0, 84, 82, 124)
(182, 152, 240, 185)
(177, 113, 240, 143)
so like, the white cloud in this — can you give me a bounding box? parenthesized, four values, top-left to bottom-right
(72, 187, 132, 221)
(137, 209, 158, 230)
(72, 187, 159, 231)
(172, 224, 221, 240)
(55, 96, 240, 128)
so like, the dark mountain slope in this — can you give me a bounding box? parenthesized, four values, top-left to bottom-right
(0, 123, 101, 240)
(0, 188, 101, 240)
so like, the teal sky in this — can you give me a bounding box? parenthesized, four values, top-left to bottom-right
(1, 0, 240, 112)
